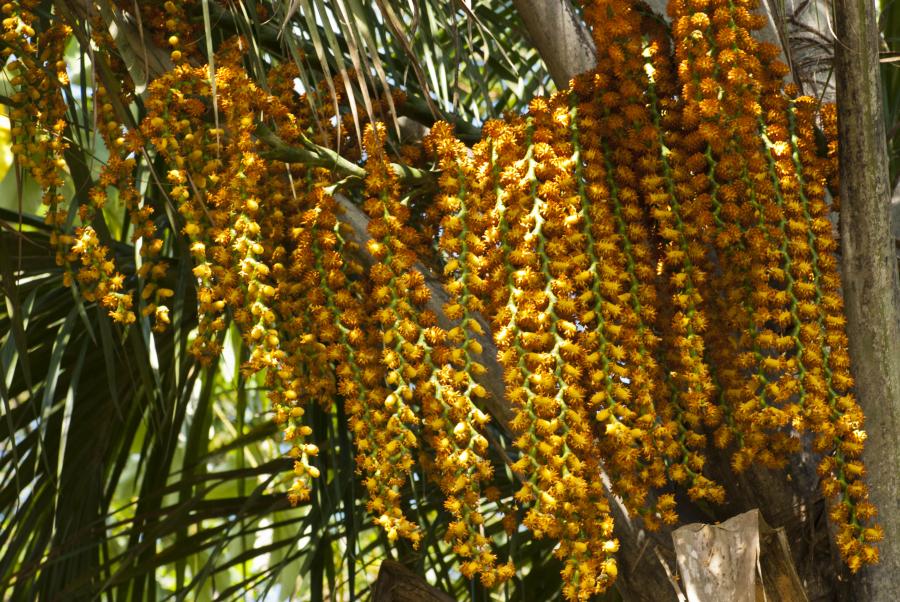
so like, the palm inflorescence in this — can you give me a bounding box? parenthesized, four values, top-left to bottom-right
(2, 0, 881, 599)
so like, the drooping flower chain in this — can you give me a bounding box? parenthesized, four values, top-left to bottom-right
(12, 0, 883, 596)
(666, 0, 880, 568)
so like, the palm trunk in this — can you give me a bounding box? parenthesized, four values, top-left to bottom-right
(834, 1, 900, 600)
(509, 0, 596, 89)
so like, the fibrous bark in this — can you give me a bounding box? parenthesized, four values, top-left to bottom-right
(672, 510, 808, 602)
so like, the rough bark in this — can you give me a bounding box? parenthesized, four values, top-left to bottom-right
(834, 1, 900, 600)
(606, 493, 686, 602)
(373, 560, 456, 602)
(509, 0, 597, 88)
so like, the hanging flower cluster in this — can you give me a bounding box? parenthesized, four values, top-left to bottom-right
(432, 103, 622, 596)
(821, 102, 840, 210)
(421, 0, 880, 593)
(9, 0, 880, 598)
(665, 0, 880, 569)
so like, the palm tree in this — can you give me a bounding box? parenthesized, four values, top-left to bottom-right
(1, 1, 899, 600)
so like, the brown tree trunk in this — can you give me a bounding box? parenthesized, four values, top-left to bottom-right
(373, 560, 456, 602)
(509, 0, 597, 89)
(834, 1, 900, 600)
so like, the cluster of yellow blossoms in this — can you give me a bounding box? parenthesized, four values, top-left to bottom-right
(6, 0, 881, 597)
(665, 0, 880, 569)
(423, 0, 881, 592)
